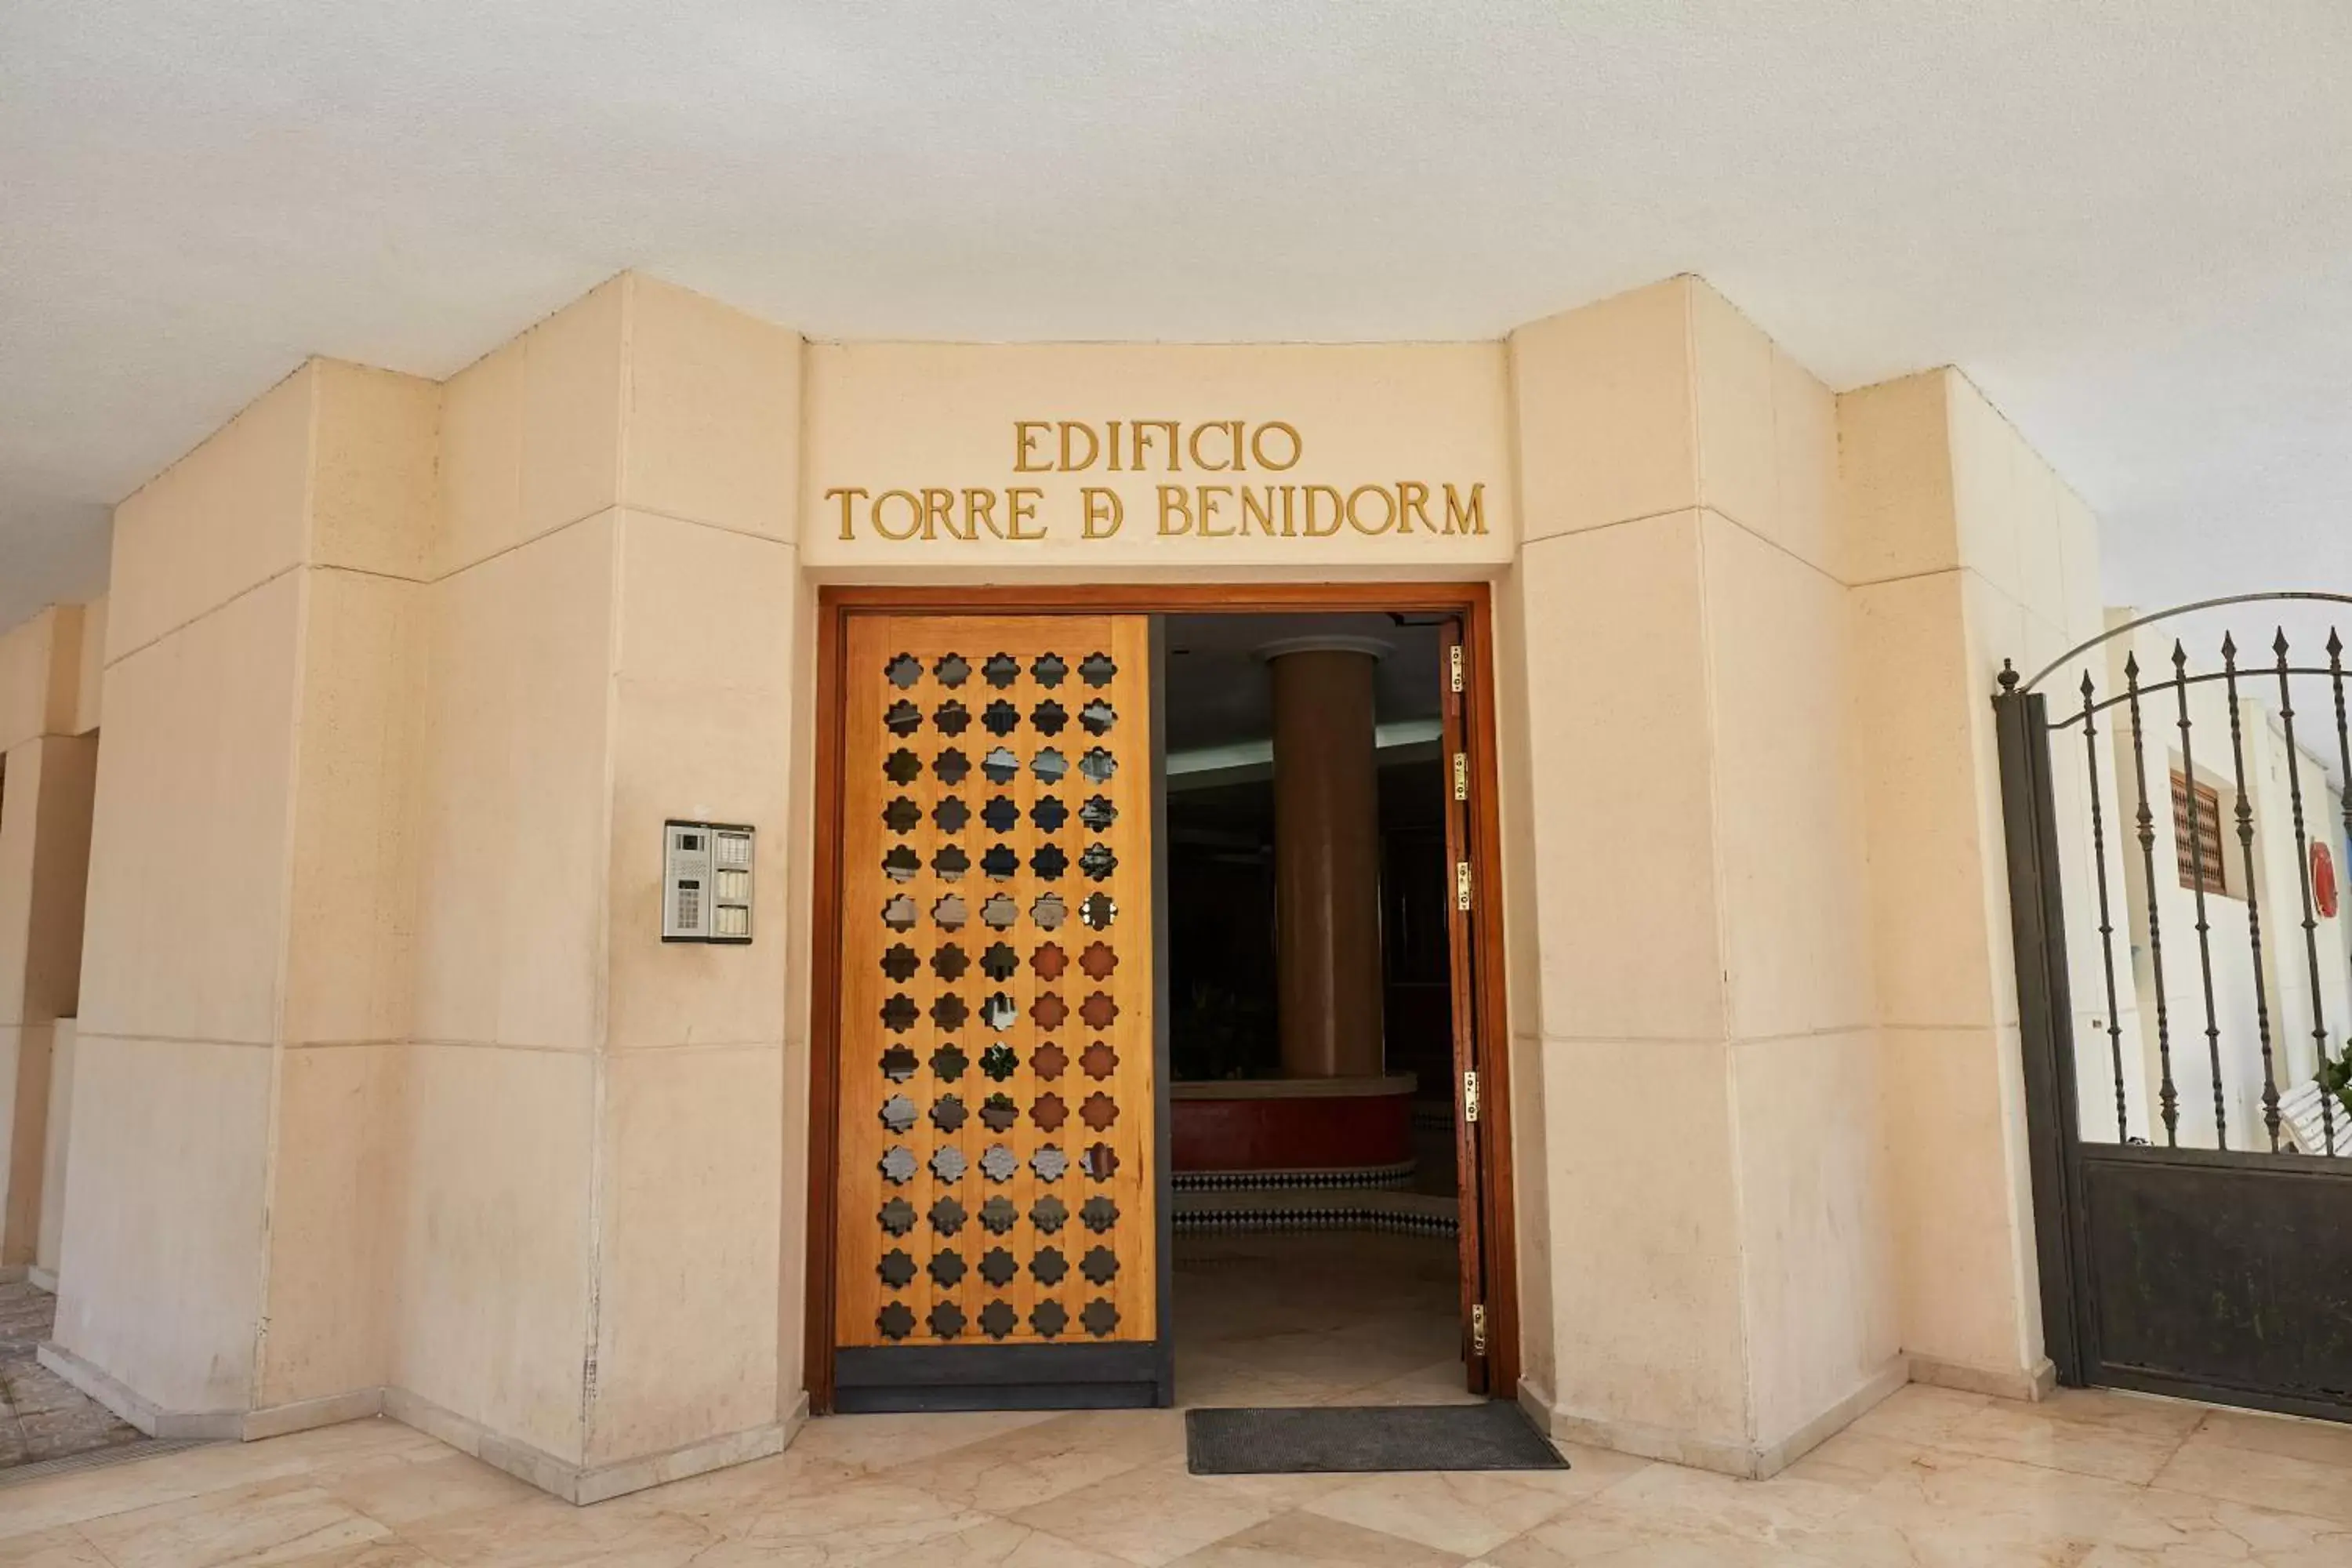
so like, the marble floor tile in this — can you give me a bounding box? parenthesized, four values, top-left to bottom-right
(792, 1408, 1065, 1475)
(1806, 1448, 2147, 1566)
(1474, 1509, 1835, 1567)
(324, 1450, 544, 1530)
(2187, 1407, 2352, 1473)
(74, 1478, 394, 1568)
(392, 1492, 724, 1568)
(1777, 1426, 1935, 1497)
(861, 1515, 1138, 1567)
(652, 1476, 996, 1567)
(1173, 1351, 1344, 1410)
(1476, 1443, 1653, 1508)
(874, 1407, 1184, 1515)
(2089, 1481, 2352, 1566)
(0, 1433, 336, 1541)
(2151, 1430, 2352, 1524)
(1936, 1396, 2194, 1484)
(1327, 1358, 1487, 1407)
(0, 1526, 111, 1567)
(1166, 1507, 1468, 1566)
(271, 1544, 450, 1568)
(1842, 1384, 1994, 1448)
(1561, 1457, 1872, 1555)
(1005, 1456, 1286, 1566)
(1301, 1469, 1585, 1558)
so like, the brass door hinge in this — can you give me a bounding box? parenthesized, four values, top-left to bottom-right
(1449, 644, 1465, 692)
(1453, 750, 1468, 801)
(1463, 1069, 1480, 1123)
(1471, 1302, 1488, 1356)
(1455, 860, 1472, 910)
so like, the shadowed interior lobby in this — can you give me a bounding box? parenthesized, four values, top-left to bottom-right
(1162, 613, 1471, 1401)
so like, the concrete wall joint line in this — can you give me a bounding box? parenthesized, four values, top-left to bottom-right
(1518, 505, 1695, 552)
(433, 503, 622, 587)
(407, 1037, 596, 1056)
(102, 561, 304, 671)
(73, 1030, 275, 1049)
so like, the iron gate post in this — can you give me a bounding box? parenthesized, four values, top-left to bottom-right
(1995, 666, 2091, 1387)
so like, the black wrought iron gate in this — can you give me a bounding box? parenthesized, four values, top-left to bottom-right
(1998, 593, 2352, 1423)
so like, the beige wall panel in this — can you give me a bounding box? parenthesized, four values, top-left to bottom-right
(1490, 559, 1544, 1036)
(255, 1042, 401, 1406)
(1543, 1034, 1746, 1441)
(1505, 1029, 1555, 1403)
(1731, 1027, 1898, 1445)
(437, 281, 625, 575)
(311, 361, 440, 579)
(283, 572, 423, 1046)
(437, 335, 525, 575)
(108, 366, 313, 660)
(1701, 515, 1874, 1040)
(78, 572, 300, 1044)
(622, 277, 801, 541)
(1515, 514, 1726, 1041)
(36, 1017, 74, 1274)
(775, 565, 819, 1410)
(397, 1041, 594, 1462)
(586, 1044, 782, 1466)
(801, 341, 1512, 573)
(2056, 486, 2104, 644)
(0, 1022, 46, 1262)
(607, 516, 796, 1052)
(0, 607, 82, 751)
(1771, 345, 1841, 581)
(0, 743, 40, 1022)
(53, 1034, 271, 1414)
(18, 735, 99, 1021)
(1882, 1025, 2038, 1375)
(1852, 572, 2007, 1030)
(1510, 278, 1696, 543)
(519, 281, 626, 551)
(1837, 372, 1958, 587)
(2009, 442, 2069, 634)
(72, 598, 107, 735)
(0, 614, 48, 750)
(1491, 563, 1557, 1401)
(1943, 374, 2030, 604)
(412, 514, 615, 1051)
(1690, 284, 1780, 550)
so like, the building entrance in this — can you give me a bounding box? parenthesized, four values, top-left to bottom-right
(803, 587, 1515, 1416)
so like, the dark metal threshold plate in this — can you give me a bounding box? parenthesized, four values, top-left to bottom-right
(1185, 1401, 1568, 1474)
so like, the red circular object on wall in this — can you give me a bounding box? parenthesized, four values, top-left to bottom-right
(2315, 841, 2339, 920)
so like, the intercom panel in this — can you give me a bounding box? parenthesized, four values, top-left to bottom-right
(662, 820, 754, 943)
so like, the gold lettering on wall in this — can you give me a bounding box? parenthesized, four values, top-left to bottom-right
(826, 421, 1491, 544)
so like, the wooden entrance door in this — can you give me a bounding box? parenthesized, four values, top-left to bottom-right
(830, 613, 1161, 1410)
(1439, 617, 1497, 1394)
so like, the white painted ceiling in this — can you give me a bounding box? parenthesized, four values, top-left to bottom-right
(5, 4, 2348, 631)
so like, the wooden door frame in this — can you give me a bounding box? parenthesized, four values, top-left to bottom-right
(801, 581, 1522, 1413)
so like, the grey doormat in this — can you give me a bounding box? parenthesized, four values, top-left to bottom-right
(1186, 1402, 1568, 1474)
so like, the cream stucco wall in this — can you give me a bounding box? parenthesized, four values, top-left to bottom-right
(1502, 279, 1896, 1472)
(1843, 367, 2104, 1393)
(0, 602, 100, 1274)
(24, 265, 2103, 1497)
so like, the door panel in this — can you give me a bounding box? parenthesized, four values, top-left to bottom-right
(1439, 619, 1492, 1393)
(836, 614, 1157, 1354)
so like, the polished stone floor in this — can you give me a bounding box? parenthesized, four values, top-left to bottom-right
(1171, 1229, 1474, 1407)
(3, 1232, 2349, 1565)
(3, 1382, 2349, 1565)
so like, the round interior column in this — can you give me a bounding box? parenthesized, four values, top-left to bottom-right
(1261, 637, 1388, 1079)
